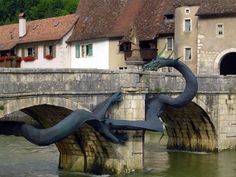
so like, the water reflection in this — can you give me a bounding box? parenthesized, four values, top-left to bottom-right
(0, 134, 236, 177)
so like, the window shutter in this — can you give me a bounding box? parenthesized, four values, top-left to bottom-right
(34, 47, 38, 59)
(53, 45, 56, 58)
(22, 48, 25, 57)
(44, 46, 46, 58)
(76, 43, 80, 58)
(87, 44, 93, 56)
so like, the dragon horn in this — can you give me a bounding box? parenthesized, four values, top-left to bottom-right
(158, 44, 166, 57)
(167, 50, 174, 59)
(174, 57, 182, 61)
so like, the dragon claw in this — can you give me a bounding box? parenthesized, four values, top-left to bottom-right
(110, 92, 122, 104)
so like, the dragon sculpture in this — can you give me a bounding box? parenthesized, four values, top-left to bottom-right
(0, 57, 198, 145)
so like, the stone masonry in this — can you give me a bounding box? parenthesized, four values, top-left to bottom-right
(0, 69, 236, 173)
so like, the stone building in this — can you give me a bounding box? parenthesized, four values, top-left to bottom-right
(170, 0, 236, 75)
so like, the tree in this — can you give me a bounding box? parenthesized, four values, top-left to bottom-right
(0, 0, 80, 25)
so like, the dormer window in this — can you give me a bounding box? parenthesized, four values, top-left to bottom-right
(119, 42, 131, 52)
(165, 14, 174, 22)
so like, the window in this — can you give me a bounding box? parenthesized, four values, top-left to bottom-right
(86, 44, 93, 56)
(184, 47, 192, 60)
(216, 24, 224, 37)
(76, 43, 93, 58)
(185, 8, 190, 14)
(48, 46, 53, 55)
(27, 47, 34, 56)
(184, 18, 191, 32)
(166, 37, 173, 51)
(165, 15, 174, 20)
(23, 47, 37, 58)
(75, 43, 94, 58)
(119, 42, 131, 52)
(44, 45, 56, 59)
(164, 15, 174, 23)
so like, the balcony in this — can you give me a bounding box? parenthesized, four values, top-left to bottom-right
(124, 48, 157, 62)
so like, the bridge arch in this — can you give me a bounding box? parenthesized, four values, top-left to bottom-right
(161, 102, 217, 152)
(2, 96, 89, 116)
(214, 48, 236, 75)
(1, 96, 121, 174)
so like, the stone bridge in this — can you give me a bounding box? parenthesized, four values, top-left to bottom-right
(0, 69, 236, 174)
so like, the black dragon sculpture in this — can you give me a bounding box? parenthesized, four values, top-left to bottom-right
(0, 57, 198, 145)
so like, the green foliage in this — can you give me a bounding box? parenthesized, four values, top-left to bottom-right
(154, 86, 162, 93)
(0, 0, 80, 25)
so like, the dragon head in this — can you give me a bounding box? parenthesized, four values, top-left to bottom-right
(143, 56, 180, 71)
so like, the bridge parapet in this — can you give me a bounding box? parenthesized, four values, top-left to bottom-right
(0, 69, 236, 99)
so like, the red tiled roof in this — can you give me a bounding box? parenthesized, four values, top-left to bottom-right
(0, 23, 18, 50)
(0, 14, 78, 51)
(68, 0, 174, 42)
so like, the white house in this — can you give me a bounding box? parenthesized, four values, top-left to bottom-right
(66, 0, 173, 70)
(0, 13, 78, 68)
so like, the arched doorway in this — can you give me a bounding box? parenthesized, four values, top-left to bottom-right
(220, 52, 236, 75)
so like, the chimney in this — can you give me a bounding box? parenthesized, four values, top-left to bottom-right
(19, 13, 26, 37)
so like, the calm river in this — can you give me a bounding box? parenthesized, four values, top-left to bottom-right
(0, 134, 236, 177)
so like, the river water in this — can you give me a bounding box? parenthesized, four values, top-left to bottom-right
(0, 134, 236, 177)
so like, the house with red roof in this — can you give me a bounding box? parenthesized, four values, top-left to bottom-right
(0, 0, 174, 70)
(0, 13, 78, 68)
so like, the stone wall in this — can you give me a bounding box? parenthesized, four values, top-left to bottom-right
(197, 16, 236, 75)
(217, 94, 236, 150)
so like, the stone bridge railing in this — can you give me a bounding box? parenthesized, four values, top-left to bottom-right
(0, 68, 235, 97)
